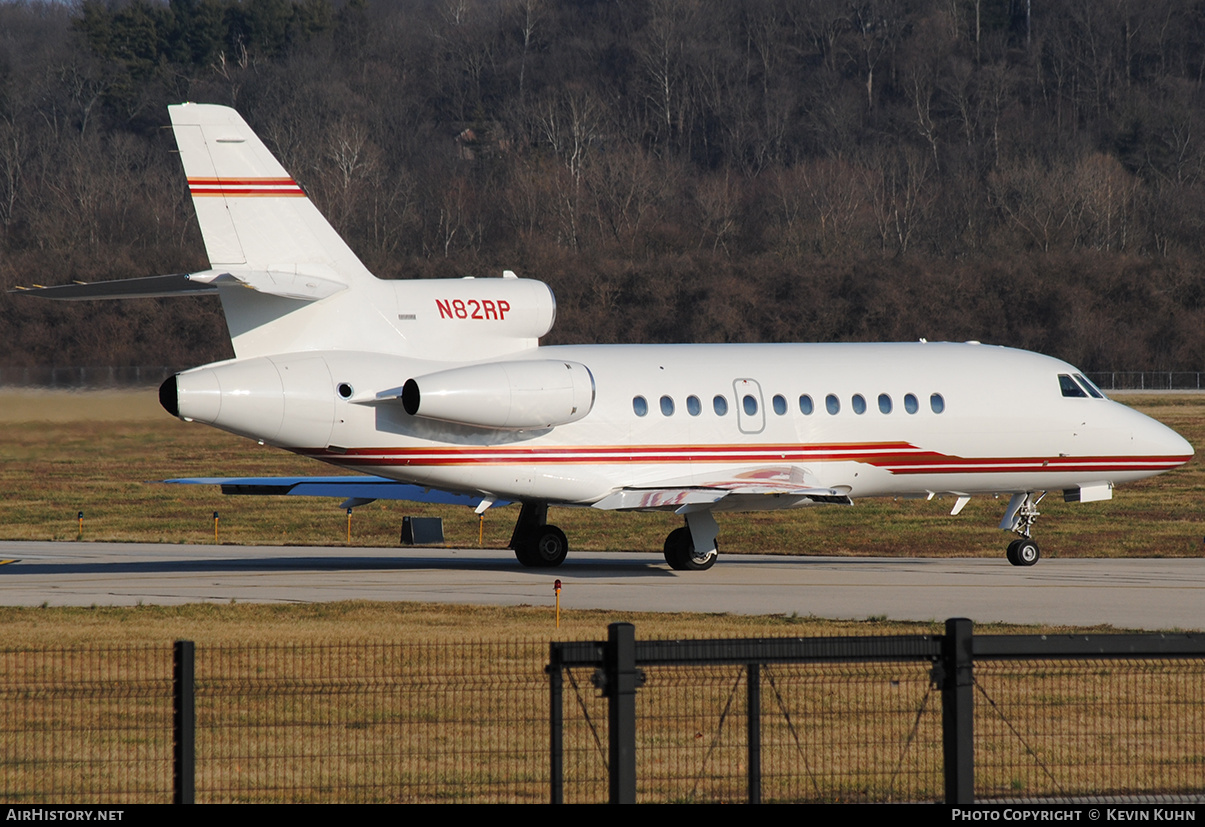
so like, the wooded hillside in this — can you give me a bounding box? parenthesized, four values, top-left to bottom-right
(2, 0, 1205, 370)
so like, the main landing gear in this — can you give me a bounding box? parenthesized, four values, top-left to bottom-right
(663, 510, 719, 571)
(507, 503, 723, 571)
(510, 502, 568, 567)
(1002, 492, 1045, 567)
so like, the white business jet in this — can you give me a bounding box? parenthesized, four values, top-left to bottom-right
(15, 104, 1194, 570)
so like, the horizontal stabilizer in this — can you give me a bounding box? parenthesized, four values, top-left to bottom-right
(164, 476, 508, 510)
(10, 274, 218, 300)
(14, 269, 346, 303)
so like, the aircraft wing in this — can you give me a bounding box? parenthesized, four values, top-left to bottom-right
(163, 476, 506, 510)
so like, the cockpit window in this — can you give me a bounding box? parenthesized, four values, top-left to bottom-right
(1074, 373, 1105, 399)
(1059, 374, 1088, 398)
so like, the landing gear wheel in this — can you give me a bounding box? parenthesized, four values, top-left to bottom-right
(1006, 538, 1022, 566)
(663, 527, 717, 571)
(513, 525, 568, 568)
(1013, 538, 1039, 567)
(663, 527, 690, 570)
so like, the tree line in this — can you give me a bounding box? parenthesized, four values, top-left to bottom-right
(2, 0, 1205, 370)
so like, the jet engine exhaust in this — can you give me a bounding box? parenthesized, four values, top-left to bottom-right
(159, 375, 178, 418)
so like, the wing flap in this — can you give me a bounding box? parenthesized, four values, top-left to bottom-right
(592, 467, 851, 511)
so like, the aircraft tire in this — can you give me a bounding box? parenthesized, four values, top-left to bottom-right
(514, 525, 569, 567)
(514, 545, 540, 567)
(1014, 538, 1040, 566)
(663, 527, 691, 570)
(663, 527, 717, 571)
(1005, 539, 1021, 566)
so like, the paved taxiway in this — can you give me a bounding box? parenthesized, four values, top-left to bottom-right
(1, 541, 1202, 630)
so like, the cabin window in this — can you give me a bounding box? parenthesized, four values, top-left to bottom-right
(1074, 374, 1105, 399)
(825, 394, 840, 415)
(930, 393, 945, 413)
(713, 395, 728, 416)
(660, 395, 675, 416)
(633, 396, 648, 417)
(799, 395, 814, 415)
(852, 394, 866, 414)
(743, 395, 759, 415)
(336, 382, 354, 400)
(687, 395, 702, 416)
(772, 394, 787, 415)
(904, 393, 919, 414)
(1059, 374, 1087, 398)
(878, 393, 892, 414)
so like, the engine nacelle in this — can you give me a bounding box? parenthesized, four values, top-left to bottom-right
(162, 354, 335, 447)
(402, 360, 595, 430)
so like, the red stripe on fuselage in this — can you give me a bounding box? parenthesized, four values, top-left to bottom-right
(295, 442, 1189, 474)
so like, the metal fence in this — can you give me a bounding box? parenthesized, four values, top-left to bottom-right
(549, 622, 1205, 804)
(2, 624, 1203, 804)
(193, 641, 547, 803)
(0, 366, 179, 389)
(1, 640, 549, 804)
(552, 656, 943, 803)
(1085, 371, 1205, 391)
(0, 646, 175, 802)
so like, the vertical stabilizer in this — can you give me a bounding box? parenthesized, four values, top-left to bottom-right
(168, 103, 374, 287)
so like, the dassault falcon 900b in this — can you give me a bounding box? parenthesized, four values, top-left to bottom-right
(16, 103, 1193, 570)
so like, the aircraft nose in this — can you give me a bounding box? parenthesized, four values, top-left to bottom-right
(1158, 421, 1194, 465)
(1138, 413, 1194, 468)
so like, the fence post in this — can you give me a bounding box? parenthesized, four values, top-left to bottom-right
(173, 640, 195, 805)
(548, 644, 565, 805)
(746, 662, 761, 804)
(604, 622, 637, 804)
(941, 618, 974, 804)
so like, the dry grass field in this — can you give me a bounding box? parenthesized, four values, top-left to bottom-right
(0, 600, 992, 646)
(0, 388, 1200, 558)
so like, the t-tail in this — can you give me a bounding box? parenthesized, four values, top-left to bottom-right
(13, 103, 557, 363)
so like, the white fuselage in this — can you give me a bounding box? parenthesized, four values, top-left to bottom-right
(174, 340, 1192, 508)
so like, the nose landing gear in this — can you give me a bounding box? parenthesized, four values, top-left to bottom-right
(1001, 492, 1044, 567)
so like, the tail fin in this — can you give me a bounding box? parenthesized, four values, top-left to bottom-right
(19, 104, 555, 364)
(168, 103, 374, 287)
